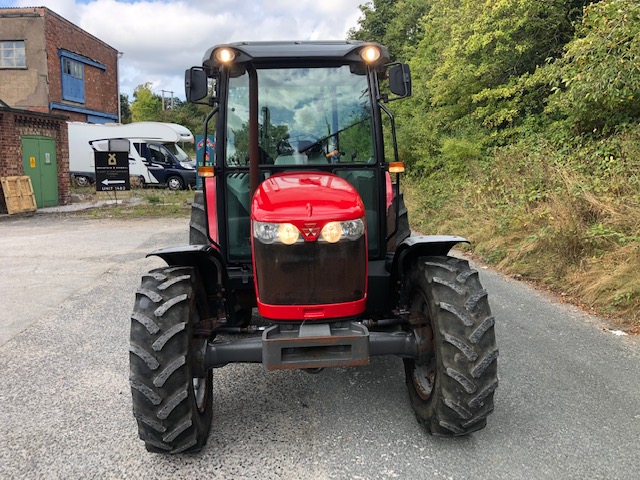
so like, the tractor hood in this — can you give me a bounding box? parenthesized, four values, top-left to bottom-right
(251, 172, 365, 225)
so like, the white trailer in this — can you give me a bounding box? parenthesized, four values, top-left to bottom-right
(68, 121, 197, 190)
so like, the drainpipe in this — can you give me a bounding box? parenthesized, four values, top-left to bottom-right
(117, 51, 124, 123)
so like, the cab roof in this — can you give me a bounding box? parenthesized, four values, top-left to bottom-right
(203, 41, 390, 68)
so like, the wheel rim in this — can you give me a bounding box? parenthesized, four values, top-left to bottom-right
(412, 358, 436, 400)
(168, 177, 182, 190)
(192, 376, 208, 413)
(410, 290, 436, 401)
(76, 176, 89, 187)
(190, 308, 209, 414)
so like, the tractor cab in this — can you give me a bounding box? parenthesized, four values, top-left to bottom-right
(129, 41, 498, 455)
(185, 41, 412, 322)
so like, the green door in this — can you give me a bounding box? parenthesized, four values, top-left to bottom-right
(22, 136, 58, 208)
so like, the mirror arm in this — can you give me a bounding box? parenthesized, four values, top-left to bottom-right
(378, 101, 399, 165)
(379, 100, 403, 244)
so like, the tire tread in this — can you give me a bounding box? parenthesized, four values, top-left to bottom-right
(130, 266, 213, 454)
(404, 255, 498, 436)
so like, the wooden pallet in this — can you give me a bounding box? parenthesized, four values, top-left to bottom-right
(1, 176, 37, 214)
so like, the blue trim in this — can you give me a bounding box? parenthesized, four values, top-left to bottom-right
(49, 102, 118, 120)
(58, 49, 106, 71)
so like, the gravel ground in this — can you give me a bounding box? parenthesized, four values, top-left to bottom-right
(0, 215, 639, 479)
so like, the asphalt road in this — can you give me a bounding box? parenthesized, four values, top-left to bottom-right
(0, 214, 638, 479)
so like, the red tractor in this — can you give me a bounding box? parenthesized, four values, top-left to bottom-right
(129, 41, 498, 454)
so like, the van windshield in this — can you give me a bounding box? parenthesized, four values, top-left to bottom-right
(225, 65, 374, 166)
(164, 143, 191, 162)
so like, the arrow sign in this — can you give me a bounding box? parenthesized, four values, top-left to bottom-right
(101, 179, 126, 186)
(94, 151, 130, 192)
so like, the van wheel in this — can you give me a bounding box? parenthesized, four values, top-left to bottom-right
(74, 175, 91, 187)
(167, 176, 184, 191)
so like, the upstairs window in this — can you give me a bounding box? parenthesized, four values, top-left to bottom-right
(58, 50, 106, 105)
(63, 57, 83, 78)
(0, 41, 26, 68)
(61, 57, 85, 103)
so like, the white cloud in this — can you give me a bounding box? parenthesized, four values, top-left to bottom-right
(10, 0, 365, 99)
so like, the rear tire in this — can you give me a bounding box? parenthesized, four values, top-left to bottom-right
(189, 191, 251, 327)
(130, 266, 213, 453)
(189, 191, 209, 245)
(403, 256, 498, 435)
(387, 193, 410, 251)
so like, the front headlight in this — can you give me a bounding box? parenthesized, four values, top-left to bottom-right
(319, 218, 365, 243)
(277, 223, 300, 245)
(253, 221, 301, 245)
(320, 222, 342, 243)
(253, 218, 364, 244)
(341, 218, 365, 240)
(180, 162, 195, 170)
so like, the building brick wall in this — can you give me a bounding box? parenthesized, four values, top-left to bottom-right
(0, 107, 70, 213)
(0, 7, 119, 122)
(44, 8, 118, 117)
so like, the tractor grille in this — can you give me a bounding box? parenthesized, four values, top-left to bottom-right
(254, 237, 366, 306)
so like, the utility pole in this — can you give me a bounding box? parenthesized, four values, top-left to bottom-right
(161, 90, 174, 110)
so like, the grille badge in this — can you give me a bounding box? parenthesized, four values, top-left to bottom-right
(302, 223, 319, 239)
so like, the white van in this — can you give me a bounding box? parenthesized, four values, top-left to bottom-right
(68, 122, 197, 190)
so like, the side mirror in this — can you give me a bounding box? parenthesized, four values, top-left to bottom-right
(185, 67, 208, 103)
(388, 63, 412, 98)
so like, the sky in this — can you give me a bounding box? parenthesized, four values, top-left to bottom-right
(0, 0, 366, 100)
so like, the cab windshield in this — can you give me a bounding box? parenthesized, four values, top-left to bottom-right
(225, 65, 374, 166)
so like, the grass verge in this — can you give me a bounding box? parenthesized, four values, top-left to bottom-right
(71, 185, 193, 219)
(404, 128, 640, 332)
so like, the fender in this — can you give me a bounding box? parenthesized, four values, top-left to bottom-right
(147, 244, 226, 288)
(390, 235, 470, 304)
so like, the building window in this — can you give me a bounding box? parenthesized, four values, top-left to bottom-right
(0, 41, 26, 68)
(61, 57, 85, 103)
(62, 58, 83, 79)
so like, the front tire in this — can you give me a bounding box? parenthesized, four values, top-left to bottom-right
(404, 256, 498, 435)
(130, 266, 213, 453)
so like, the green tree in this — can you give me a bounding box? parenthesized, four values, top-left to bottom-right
(130, 83, 162, 122)
(544, 0, 640, 133)
(119, 93, 132, 123)
(425, 0, 589, 132)
(349, 0, 430, 60)
(348, 0, 396, 44)
(161, 99, 209, 136)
